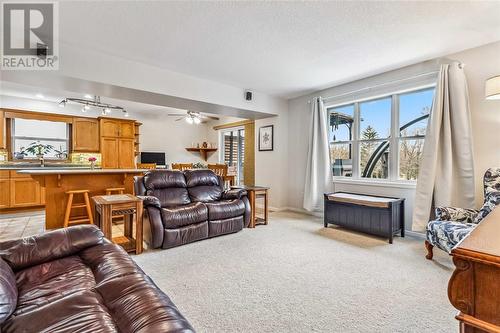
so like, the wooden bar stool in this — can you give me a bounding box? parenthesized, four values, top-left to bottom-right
(63, 190, 94, 228)
(106, 187, 125, 195)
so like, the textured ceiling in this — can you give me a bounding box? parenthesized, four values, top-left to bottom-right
(57, 2, 500, 98)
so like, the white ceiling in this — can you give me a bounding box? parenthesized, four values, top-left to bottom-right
(58, 1, 500, 99)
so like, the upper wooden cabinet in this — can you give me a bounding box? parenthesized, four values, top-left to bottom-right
(99, 118, 135, 138)
(100, 118, 119, 137)
(120, 122, 135, 138)
(72, 118, 99, 152)
(0, 110, 5, 150)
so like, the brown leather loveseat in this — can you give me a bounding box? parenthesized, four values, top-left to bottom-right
(135, 169, 251, 249)
(0, 225, 194, 333)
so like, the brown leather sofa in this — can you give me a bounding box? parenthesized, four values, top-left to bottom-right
(135, 169, 251, 249)
(0, 225, 194, 333)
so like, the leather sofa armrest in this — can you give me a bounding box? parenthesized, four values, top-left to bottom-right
(138, 195, 161, 208)
(0, 225, 104, 271)
(222, 189, 247, 200)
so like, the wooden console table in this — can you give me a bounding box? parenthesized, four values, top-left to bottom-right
(233, 186, 269, 228)
(92, 194, 143, 254)
(448, 207, 500, 332)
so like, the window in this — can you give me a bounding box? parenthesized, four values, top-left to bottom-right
(12, 118, 70, 160)
(328, 87, 434, 182)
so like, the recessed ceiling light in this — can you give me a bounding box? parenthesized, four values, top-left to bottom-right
(36, 93, 44, 99)
(84, 94, 93, 99)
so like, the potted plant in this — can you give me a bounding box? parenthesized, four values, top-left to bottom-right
(25, 141, 54, 159)
(53, 145, 68, 159)
(14, 147, 26, 159)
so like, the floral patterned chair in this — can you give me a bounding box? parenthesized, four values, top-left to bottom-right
(425, 168, 500, 259)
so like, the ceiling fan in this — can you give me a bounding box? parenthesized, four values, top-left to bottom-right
(168, 111, 219, 124)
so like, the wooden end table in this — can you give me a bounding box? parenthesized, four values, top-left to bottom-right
(232, 186, 269, 228)
(92, 194, 143, 254)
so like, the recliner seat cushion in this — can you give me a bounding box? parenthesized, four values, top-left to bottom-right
(205, 199, 245, 220)
(143, 171, 190, 206)
(161, 202, 208, 228)
(185, 170, 223, 202)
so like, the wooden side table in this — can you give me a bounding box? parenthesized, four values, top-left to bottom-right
(92, 194, 143, 254)
(233, 186, 269, 228)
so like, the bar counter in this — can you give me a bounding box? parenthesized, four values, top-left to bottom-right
(18, 169, 146, 229)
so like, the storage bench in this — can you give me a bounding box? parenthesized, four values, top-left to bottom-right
(324, 192, 405, 244)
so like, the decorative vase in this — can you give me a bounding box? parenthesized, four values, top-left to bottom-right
(90, 161, 95, 169)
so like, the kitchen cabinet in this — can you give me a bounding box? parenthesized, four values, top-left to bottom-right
(72, 117, 99, 152)
(0, 171, 43, 209)
(10, 177, 41, 207)
(100, 118, 135, 138)
(99, 118, 137, 169)
(0, 171, 9, 209)
(100, 118, 120, 137)
(101, 137, 119, 168)
(118, 139, 135, 168)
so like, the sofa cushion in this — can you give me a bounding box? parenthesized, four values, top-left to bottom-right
(0, 258, 17, 324)
(161, 202, 208, 228)
(208, 216, 244, 237)
(2, 289, 118, 333)
(14, 256, 95, 315)
(205, 199, 245, 220)
(163, 222, 209, 249)
(144, 171, 190, 207)
(185, 170, 223, 202)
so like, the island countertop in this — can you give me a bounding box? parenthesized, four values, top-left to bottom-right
(17, 168, 146, 175)
(21, 169, 146, 229)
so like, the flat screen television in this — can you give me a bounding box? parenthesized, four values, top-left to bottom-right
(140, 152, 166, 166)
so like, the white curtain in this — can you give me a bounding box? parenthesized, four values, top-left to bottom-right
(413, 63, 475, 231)
(304, 97, 333, 211)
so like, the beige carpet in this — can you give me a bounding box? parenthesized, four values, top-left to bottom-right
(134, 211, 456, 333)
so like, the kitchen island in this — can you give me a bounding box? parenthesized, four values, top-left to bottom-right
(18, 169, 146, 229)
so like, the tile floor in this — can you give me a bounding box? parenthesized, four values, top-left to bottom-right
(0, 212, 126, 242)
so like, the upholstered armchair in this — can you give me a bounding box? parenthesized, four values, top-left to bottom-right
(425, 168, 500, 259)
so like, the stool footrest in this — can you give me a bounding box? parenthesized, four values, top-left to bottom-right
(71, 204, 88, 209)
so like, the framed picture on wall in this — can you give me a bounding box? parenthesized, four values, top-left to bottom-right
(259, 125, 274, 151)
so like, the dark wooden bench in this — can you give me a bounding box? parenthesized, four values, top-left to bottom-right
(324, 192, 405, 244)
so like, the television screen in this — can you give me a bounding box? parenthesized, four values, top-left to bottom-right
(140, 152, 166, 165)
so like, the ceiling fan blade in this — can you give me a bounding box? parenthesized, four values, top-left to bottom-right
(168, 113, 186, 117)
(175, 117, 184, 121)
(199, 114, 220, 120)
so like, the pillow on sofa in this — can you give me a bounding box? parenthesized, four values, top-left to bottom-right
(0, 257, 17, 324)
(473, 191, 500, 224)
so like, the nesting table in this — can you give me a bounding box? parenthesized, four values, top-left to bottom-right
(92, 194, 143, 254)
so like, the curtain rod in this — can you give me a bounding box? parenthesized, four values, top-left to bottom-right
(308, 62, 464, 104)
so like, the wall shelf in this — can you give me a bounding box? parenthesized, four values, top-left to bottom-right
(185, 147, 217, 161)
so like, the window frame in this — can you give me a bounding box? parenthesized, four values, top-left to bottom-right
(326, 84, 435, 185)
(218, 125, 245, 185)
(11, 118, 71, 161)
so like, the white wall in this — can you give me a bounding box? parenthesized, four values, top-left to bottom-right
(287, 41, 500, 230)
